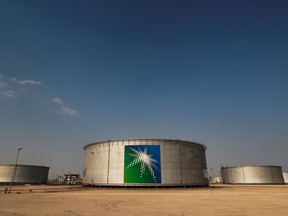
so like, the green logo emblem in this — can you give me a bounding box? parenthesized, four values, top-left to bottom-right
(124, 145, 161, 183)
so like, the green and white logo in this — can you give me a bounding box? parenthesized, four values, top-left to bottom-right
(124, 145, 161, 183)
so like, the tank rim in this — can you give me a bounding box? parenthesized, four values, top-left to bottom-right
(0, 164, 50, 169)
(221, 165, 282, 169)
(83, 138, 207, 150)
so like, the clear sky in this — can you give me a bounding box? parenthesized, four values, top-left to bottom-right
(1, 1, 288, 177)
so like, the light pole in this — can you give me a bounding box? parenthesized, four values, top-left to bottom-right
(7, 148, 23, 193)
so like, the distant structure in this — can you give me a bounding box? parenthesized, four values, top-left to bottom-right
(283, 172, 288, 184)
(63, 173, 82, 185)
(221, 166, 285, 184)
(209, 176, 223, 184)
(49, 173, 82, 185)
(83, 139, 208, 187)
(0, 164, 49, 185)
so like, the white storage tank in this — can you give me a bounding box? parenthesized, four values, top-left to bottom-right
(0, 164, 50, 185)
(221, 166, 285, 184)
(83, 139, 208, 187)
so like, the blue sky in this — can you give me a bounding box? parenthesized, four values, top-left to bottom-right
(1, 1, 288, 177)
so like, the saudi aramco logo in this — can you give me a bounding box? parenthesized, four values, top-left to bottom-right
(124, 145, 161, 183)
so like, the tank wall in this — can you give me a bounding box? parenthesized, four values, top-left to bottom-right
(179, 143, 207, 184)
(108, 142, 125, 184)
(221, 166, 285, 184)
(83, 144, 109, 184)
(0, 165, 49, 184)
(283, 172, 288, 183)
(83, 139, 208, 186)
(161, 143, 181, 184)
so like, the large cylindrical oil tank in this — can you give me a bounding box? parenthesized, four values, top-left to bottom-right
(83, 139, 208, 187)
(0, 164, 50, 185)
(221, 166, 285, 184)
(283, 172, 288, 183)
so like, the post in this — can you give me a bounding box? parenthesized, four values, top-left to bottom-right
(7, 148, 23, 193)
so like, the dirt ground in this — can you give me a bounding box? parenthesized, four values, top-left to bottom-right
(0, 184, 287, 216)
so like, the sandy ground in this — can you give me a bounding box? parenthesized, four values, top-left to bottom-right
(0, 184, 288, 216)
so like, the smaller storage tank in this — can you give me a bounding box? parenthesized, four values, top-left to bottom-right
(0, 164, 50, 185)
(283, 172, 288, 184)
(221, 166, 285, 184)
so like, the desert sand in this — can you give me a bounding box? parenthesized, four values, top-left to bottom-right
(0, 184, 287, 216)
